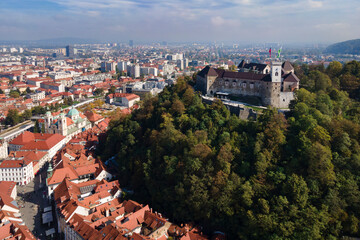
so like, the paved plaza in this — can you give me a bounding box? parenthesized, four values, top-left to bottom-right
(17, 167, 57, 239)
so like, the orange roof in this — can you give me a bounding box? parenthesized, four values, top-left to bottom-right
(67, 117, 74, 126)
(19, 133, 65, 151)
(0, 159, 32, 168)
(84, 111, 104, 123)
(8, 150, 47, 162)
(0, 182, 17, 198)
(47, 167, 78, 185)
(74, 163, 99, 176)
(10, 131, 35, 145)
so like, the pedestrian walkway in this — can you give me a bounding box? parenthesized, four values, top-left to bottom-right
(17, 167, 56, 239)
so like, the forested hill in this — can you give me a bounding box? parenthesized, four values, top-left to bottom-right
(326, 39, 360, 54)
(99, 62, 360, 239)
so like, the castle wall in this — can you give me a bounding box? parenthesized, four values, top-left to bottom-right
(196, 75, 207, 95)
(208, 78, 263, 97)
(261, 82, 281, 107)
(283, 81, 299, 92)
(278, 92, 295, 109)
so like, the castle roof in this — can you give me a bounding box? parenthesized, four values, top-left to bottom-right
(198, 66, 218, 78)
(238, 61, 269, 72)
(282, 61, 294, 72)
(283, 72, 300, 82)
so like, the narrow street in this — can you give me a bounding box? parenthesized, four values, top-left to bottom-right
(17, 166, 57, 239)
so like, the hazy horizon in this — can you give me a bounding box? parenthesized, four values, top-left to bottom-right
(1, 0, 359, 44)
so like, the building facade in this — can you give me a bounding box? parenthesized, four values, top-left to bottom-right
(43, 109, 92, 142)
(196, 61, 299, 108)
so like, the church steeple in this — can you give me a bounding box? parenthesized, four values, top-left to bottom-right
(47, 162, 53, 179)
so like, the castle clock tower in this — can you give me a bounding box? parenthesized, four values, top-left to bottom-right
(271, 61, 282, 83)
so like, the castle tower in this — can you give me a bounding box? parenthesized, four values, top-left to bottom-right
(271, 61, 282, 83)
(58, 112, 67, 136)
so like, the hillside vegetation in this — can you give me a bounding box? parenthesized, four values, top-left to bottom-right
(326, 39, 360, 55)
(100, 62, 360, 239)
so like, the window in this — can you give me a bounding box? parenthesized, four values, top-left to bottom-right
(275, 72, 279, 76)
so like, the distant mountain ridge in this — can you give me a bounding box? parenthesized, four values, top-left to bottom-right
(325, 39, 360, 54)
(0, 37, 100, 47)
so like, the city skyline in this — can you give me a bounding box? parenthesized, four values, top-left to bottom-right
(0, 0, 359, 44)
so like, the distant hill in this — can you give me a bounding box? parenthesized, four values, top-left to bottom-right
(325, 39, 360, 54)
(0, 37, 100, 48)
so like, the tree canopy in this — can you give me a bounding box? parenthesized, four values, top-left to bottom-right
(100, 62, 360, 239)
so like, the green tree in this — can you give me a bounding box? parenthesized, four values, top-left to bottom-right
(326, 61, 342, 78)
(5, 109, 20, 126)
(34, 120, 41, 133)
(22, 109, 32, 120)
(109, 86, 116, 94)
(94, 88, 104, 96)
(9, 90, 20, 98)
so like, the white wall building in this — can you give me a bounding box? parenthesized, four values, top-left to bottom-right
(0, 160, 34, 185)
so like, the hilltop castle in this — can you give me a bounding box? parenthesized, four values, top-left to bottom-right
(196, 60, 300, 108)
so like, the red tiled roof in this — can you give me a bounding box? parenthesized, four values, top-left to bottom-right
(47, 167, 78, 185)
(0, 159, 32, 168)
(0, 182, 16, 198)
(20, 134, 65, 151)
(10, 131, 35, 145)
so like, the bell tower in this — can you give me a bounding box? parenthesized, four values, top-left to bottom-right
(58, 112, 67, 136)
(45, 111, 52, 133)
(271, 61, 282, 83)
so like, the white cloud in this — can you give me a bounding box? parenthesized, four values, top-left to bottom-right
(211, 16, 226, 27)
(308, 0, 323, 8)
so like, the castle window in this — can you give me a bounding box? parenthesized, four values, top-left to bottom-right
(232, 81, 236, 87)
(283, 99, 285, 102)
(250, 83, 254, 89)
(275, 72, 279, 76)
(242, 83, 246, 88)
(225, 80, 229, 86)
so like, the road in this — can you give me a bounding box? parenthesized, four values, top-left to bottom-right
(17, 166, 58, 239)
(0, 120, 34, 141)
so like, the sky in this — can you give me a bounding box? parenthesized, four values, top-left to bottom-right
(0, 0, 359, 44)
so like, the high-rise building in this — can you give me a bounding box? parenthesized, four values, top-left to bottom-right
(177, 59, 184, 70)
(66, 45, 75, 58)
(106, 62, 117, 72)
(184, 58, 189, 68)
(117, 61, 128, 72)
(101, 62, 107, 72)
(128, 64, 140, 78)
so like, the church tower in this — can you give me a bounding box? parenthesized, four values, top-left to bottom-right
(45, 111, 52, 133)
(58, 112, 67, 136)
(271, 61, 282, 83)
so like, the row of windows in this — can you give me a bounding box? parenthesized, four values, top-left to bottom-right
(2, 168, 20, 172)
(2, 177, 22, 181)
(218, 80, 259, 89)
(2, 172, 27, 176)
